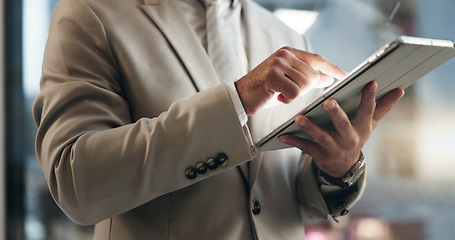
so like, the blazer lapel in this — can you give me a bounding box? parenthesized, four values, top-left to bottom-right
(141, 0, 220, 91)
(242, 0, 273, 72)
(241, 0, 275, 187)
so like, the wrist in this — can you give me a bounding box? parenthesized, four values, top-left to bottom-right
(314, 153, 366, 189)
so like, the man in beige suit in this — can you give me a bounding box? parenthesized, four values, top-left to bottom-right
(33, 0, 404, 239)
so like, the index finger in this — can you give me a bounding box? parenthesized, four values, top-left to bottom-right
(289, 48, 348, 80)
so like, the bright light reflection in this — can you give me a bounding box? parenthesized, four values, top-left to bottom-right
(23, 0, 49, 97)
(274, 8, 319, 35)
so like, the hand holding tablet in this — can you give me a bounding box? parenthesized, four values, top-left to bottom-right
(255, 36, 455, 152)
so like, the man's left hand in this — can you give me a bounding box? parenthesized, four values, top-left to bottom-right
(278, 81, 405, 178)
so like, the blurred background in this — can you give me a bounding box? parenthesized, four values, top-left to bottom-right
(1, 0, 454, 239)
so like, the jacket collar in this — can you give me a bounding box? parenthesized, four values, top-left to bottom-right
(141, 0, 220, 91)
(241, 0, 272, 71)
(141, 0, 271, 85)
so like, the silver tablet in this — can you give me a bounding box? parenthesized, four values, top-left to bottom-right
(255, 36, 455, 151)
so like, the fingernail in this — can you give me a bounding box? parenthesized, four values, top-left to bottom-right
(279, 135, 288, 143)
(372, 81, 378, 93)
(297, 117, 307, 128)
(326, 100, 337, 110)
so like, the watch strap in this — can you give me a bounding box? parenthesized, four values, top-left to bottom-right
(314, 153, 366, 189)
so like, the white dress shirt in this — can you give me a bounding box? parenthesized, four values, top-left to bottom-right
(178, 0, 248, 126)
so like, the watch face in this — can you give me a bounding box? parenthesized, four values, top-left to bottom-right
(342, 154, 365, 187)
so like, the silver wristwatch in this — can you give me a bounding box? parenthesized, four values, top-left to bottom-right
(341, 153, 366, 188)
(318, 153, 366, 189)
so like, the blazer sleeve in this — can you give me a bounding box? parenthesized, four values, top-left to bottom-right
(33, 0, 254, 225)
(296, 154, 366, 222)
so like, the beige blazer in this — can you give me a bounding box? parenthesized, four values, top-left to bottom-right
(33, 0, 365, 239)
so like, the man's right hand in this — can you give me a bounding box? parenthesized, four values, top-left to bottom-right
(235, 46, 347, 116)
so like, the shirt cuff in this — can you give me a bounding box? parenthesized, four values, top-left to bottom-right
(312, 160, 351, 196)
(225, 82, 248, 126)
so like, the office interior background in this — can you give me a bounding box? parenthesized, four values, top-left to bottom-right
(1, 0, 454, 239)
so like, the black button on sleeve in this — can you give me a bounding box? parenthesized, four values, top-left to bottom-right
(195, 162, 207, 174)
(206, 158, 218, 170)
(185, 168, 197, 179)
(215, 153, 229, 166)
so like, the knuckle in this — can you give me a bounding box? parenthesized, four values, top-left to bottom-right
(367, 104, 376, 115)
(279, 46, 294, 52)
(348, 136, 360, 147)
(270, 56, 286, 69)
(275, 49, 288, 58)
(276, 47, 293, 59)
(317, 134, 330, 145)
(338, 120, 350, 130)
(268, 66, 282, 79)
(270, 56, 281, 65)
